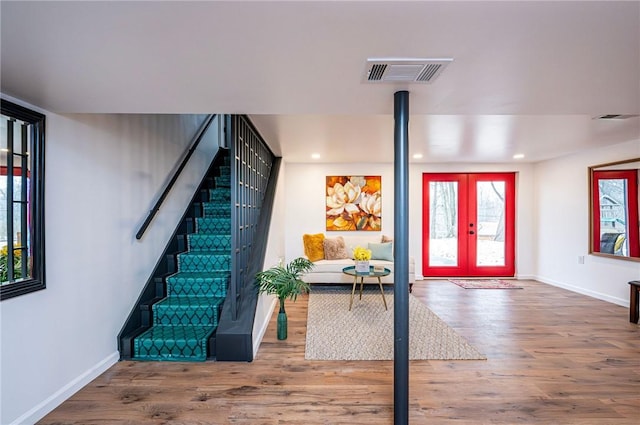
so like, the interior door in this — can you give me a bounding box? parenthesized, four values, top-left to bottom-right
(422, 173, 516, 277)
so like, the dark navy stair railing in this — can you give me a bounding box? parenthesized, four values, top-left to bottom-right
(136, 114, 216, 240)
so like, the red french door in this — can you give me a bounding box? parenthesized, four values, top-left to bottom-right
(422, 173, 516, 277)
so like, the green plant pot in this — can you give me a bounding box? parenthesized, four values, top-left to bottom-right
(277, 308, 287, 340)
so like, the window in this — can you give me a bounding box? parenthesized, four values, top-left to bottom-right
(591, 169, 639, 258)
(0, 99, 45, 300)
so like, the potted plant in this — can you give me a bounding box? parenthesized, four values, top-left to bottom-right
(256, 257, 314, 340)
(353, 245, 372, 273)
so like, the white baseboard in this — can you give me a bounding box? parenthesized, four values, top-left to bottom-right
(535, 275, 628, 307)
(252, 297, 277, 358)
(11, 351, 119, 425)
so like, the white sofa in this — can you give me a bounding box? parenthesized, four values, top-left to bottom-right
(301, 234, 415, 290)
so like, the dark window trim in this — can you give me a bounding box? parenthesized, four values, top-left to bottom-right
(1, 99, 46, 301)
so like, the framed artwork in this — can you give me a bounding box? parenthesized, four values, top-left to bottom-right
(326, 175, 381, 231)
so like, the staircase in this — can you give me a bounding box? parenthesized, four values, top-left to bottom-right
(132, 153, 231, 361)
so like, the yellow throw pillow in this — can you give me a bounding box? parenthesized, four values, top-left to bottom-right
(303, 233, 325, 262)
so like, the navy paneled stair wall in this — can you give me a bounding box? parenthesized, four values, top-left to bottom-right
(131, 151, 232, 361)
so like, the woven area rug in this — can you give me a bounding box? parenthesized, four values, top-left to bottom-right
(305, 287, 486, 361)
(449, 279, 523, 289)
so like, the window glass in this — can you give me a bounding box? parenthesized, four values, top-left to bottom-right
(0, 99, 45, 300)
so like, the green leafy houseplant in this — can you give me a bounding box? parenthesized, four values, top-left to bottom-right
(256, 257, 313, 340)
(0, 245, 24, 283)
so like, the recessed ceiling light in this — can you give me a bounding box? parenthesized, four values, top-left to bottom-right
(412, 153, 423, 159)
(311, 153, 321, 159)
(513, 153, 525, 159)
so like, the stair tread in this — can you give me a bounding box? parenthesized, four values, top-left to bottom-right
(179, 251, 231, 256)
(184, 248, 230, 254)
(196, 218, 231, 224)
(155, 295, 225, 306)
(168, 271, 230, 278)
(166, 272, 229, 298)
(187, 235, 231, 247)
(135, 325, 215, 346)
(206, 203, 230, 207)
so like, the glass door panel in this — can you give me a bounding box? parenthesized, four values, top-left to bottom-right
(475, 181, 506, 267)
(428, 181, 458, 267)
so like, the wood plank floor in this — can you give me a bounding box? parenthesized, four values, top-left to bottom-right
(39, 280, 640, 424)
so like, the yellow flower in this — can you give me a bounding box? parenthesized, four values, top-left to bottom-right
(1, 245, 22, 258)
(353, 246, 372, 261)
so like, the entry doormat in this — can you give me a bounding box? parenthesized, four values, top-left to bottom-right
(449, 279, 523, 289)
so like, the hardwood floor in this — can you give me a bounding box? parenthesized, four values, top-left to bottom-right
(39, 280, 639, 424)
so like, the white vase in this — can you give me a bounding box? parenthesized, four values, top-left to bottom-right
(355, 260, 370, 273)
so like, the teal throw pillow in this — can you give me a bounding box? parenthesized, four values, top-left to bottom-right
(368, 242, 393, 261)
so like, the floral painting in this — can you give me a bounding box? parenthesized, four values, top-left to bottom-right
(326, 176, 381, 231)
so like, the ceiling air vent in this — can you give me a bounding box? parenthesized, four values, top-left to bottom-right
(364, 58, 453, 84)
(368, 64, 387, 81)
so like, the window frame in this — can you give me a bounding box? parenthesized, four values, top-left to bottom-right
(590, 168, 639, 258)
(0, 99, 46, 301)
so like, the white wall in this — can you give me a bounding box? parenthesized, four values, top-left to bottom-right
(283, 161, 536, 279)
(284, 163, 396, 261)
(534, 139, 640, 305)
(0, 96, 219, 425)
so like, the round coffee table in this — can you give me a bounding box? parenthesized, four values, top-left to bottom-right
(342, 265, 391, 311)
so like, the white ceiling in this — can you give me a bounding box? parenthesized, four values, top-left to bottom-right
(2, 1, 639, 163)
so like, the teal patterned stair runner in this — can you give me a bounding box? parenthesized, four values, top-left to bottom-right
(133, 162, 231, 361)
